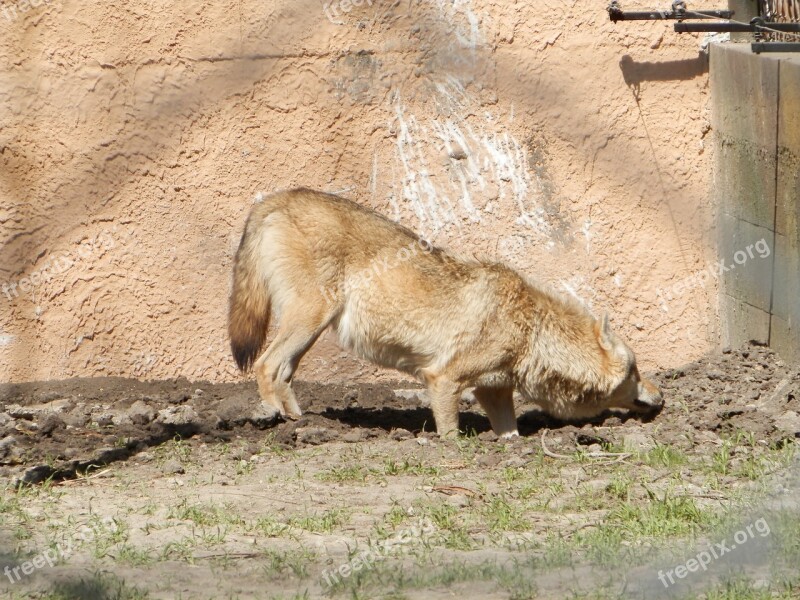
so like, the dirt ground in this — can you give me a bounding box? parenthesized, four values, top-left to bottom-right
(1, 342, 799, 599)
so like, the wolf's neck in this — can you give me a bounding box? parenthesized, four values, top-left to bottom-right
(519, 303, 606, 393)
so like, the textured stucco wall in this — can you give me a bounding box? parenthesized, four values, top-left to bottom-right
(0, 0, 718, 384)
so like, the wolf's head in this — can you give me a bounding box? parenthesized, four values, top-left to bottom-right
(592, 314, 663, 415)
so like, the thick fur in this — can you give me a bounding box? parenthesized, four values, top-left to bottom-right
(229, 188, 663, 437)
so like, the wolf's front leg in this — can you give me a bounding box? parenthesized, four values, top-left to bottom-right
(473, 386, 518, 438)
(425, 376, 463, 437)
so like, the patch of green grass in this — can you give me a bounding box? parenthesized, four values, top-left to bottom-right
(318, 458, 440, 483)
(700, 577, 797, 600)
(254, 515, 291, 538)
(153, 436, 193, 466)
(168, 500, 244, 528)
(288, 508, 348, 534)
(261, 547, 317, 579)
(87, 517, 129, 559)
(419, 502, 473, 550)
(316, 464, 368, 483)
(640, 444, 688, 469)
(115, 544, 154, 566)
(483, 496, 529, 533)
(610, 493, 709, 538)
(379, 458, 440, 478)
(606, 473, 634, 500)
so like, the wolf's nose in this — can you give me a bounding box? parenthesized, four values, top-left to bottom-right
(636, 381, 664, 410)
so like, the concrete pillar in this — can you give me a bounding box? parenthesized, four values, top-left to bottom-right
(728, 0, 760, 42)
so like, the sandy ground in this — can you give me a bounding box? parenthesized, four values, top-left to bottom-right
(0, 343, 799, 599)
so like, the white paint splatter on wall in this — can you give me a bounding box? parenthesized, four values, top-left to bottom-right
(381, 1, 562, 243)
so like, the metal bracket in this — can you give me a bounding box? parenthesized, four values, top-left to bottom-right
(607, 1, 734, 22)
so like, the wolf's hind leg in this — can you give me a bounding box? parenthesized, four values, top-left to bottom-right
(254, 304, 333, 419)
(474, 386, 518, 438)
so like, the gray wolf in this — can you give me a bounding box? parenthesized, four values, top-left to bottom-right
(228, 188, 663, 437)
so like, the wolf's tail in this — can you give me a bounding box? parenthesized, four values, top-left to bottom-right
(228, 218, 270, 371)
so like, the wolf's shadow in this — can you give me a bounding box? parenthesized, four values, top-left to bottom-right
(319, 404, 662, 437)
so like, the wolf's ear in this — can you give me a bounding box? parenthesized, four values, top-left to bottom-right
(595, 313, 614, 351)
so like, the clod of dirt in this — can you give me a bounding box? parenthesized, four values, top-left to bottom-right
(214, 392, 281, 430)
(38, 414, 66, 436)
(0, 436, 18, 461)
(156, 405, 201, 428)
(128, 400, 157, 425)
(776, 411, 800, 437)
(249, 404, 281, 430)
(295, 426, 336, 445)
(390, 428, 414, 440)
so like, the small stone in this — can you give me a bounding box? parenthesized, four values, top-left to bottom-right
(416, 437, 429, 446)
(0, 413, 12, 427)
(136, 452, 154, 463)
(390, 428, 414, 441)
(295, 427, 335, 445)
(478, 453, 502, 468)
(163, 460, 185, 475)
(111, 412, 133, 427)
(168, 391, 191, 405)
(342, 430, 368, 443)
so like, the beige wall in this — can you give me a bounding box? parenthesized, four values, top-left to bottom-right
(0, 0, 719, 383)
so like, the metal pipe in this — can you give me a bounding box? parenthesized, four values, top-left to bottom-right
(675, 20, 800, 30)
(752, 41, 800, 50)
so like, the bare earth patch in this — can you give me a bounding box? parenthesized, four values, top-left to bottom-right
(1, 343, 799, 599)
